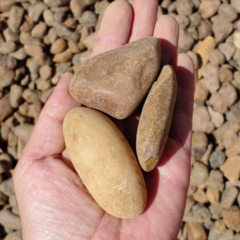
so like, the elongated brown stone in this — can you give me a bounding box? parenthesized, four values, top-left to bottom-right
(69, 37, 161, 119)
(136, 65, 178, 172)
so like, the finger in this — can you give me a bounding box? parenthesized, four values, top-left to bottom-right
(91, 1, 132, 57)
(21, 73, 80, 161)
(170, 53, 195, 151)
(129, 0, 158, 42)
(153, 15, 179, 66)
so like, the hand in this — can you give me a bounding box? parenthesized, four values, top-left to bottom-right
(14, 0, 195, 239)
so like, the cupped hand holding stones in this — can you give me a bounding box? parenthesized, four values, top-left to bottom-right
(13, 1, 195, 239)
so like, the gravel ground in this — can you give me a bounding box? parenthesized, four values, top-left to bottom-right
(0, 0, 240, 239)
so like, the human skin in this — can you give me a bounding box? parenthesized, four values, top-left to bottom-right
(13, 0, 195, 239)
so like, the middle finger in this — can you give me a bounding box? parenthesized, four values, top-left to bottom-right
(129, 0, 158, 42)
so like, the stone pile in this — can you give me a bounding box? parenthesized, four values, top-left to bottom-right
(169, 0, 240, 239)
(0, 0, 109, 238)
(0, 0, 239, 239)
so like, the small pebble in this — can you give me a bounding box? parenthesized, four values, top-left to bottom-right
(209, 151, 226, 169)
(190, 162, 209, 186)
(80, 10, 97, 27)
(221, 186, 238, 209)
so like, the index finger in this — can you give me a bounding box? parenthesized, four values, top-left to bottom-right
(153, 15, 179, 66)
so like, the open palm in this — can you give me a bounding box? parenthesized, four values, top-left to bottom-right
(14, 0, 195, 239)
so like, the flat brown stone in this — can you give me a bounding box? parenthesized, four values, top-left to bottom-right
(69, 37, 161, 119)
(136, 65, 177, 172)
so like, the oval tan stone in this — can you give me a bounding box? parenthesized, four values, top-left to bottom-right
(69, 37, 161, 119)
(136, 65, 178, 172)
(63, 107, 147, 218)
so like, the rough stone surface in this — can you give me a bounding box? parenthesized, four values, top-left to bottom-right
(80, 10, 97, 27)
(219, 42, 236, 61)
(31, 22, 48, 39)
(52, 21, 80, 42)
(190, 162, 209, 186)
(199, 0, 220, 19)
(192, 132, 208, 148)
(212, 18, 233, 43)
(209, 204, 223, 220)
(218, 3, 237, 23)
(8, 6, 24, 32)
(208, 106, 224, 128)
(221, 157, 240, 182)
(226, 137, 240, 157)
(0, 178, 14, 196)
(231, 0, 240, 13)
(198, 36, 216, 77)
(70, 37, 161, 119)
(206, 188, 219, 204)
(0, 55, 17, 70)
(50, 38, 67, 54)
(53, 49, 72, 62)
(0, 94, 13, 123)
(9, 48, 27, 60)
(202, 63, 220, 93)
(193, 189, 208, 204)
(226, 107, 240, 123)
(39, 65, 53, 80)
(70, 0, 92, 18)
(0, 70, 14, 89)
(209, 151, 225, 169)
(209, 49, 225, 65)
(234, 31, 240, 48)
(206, 170, 224, 192)
(209, 83, 237, 113)
(213, 121, 240, 146)
(191, 204, 211, 223)
(136, 65, 177, 172)
(4, 231, 22, 240)
(0, 42, 16, 54)
(44, 0, 70, 7)
(0, 209, 21, 230)
(194, 79, 209, 102)
(189, 12, 201, 27)
(219, 67, 233, 82)
(176, 0, 194, 16)
(29, 2, 48, 22)
(187, 222, 207, 240)
(24, 44, 43, 58)
(82, 32, 98, 50)
(221, 186, 238, 209)
(223, 206, 240, 232)
(10, 84, 23, 108)
(176, 15, 190, 30)
(193, 106, 215, 133)
(13, 124, 34, 142)
(198, 19, 212, 40)
(179, 28, 194, 52)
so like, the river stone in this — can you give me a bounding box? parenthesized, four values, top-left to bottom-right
(136, 65, 177, 172)
(223, 206, 240, 232)
(209, 151, 225, 169)
(0, 94, 13, 123)
(63, 107, 147, 218)
(69, 37, 161, 119)
(221, 186, 238, 209)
